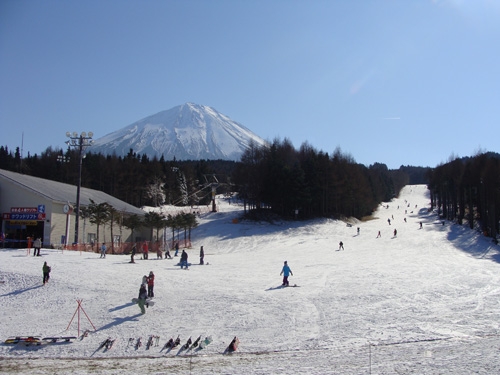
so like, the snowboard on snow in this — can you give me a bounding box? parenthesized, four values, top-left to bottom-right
(224, 336, 240, 353)
(4, 336, 41, 345)
(131, 298, 155, 306)
(190, 335, 202, 349)
(198, 335, 213, 349)
(42, 336, 77, 343)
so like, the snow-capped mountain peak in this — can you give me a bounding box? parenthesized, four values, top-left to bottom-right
(91, 103, 267, 160)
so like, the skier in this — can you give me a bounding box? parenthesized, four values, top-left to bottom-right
(180, 250, 189, 269)
(376, 231, 381, 238)
(142, 242, 148, 260)
(280, 261, 293, 286)
(338, 241, 344, 251)
(130, 243, 137, 263)
(137, 283, 148, 314)
(42, 261, 51, 285)
(199, 245, 204, 265)
(393, 229, 397, 237)
(100, 243, 106, 258)
(147, 271, 155, 298)
(174, 242, 180, 257)
(33, 237, 41, 257)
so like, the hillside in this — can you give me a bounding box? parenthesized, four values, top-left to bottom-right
(1, 185, 500, 374)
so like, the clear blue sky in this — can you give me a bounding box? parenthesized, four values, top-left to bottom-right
(1, 0, 499, 169)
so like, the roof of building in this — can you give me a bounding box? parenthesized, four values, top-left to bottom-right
(0, 168, 145, 215)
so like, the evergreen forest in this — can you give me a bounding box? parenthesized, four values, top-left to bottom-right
(428, 152, 500, 240)
(0, 140, 430, 223)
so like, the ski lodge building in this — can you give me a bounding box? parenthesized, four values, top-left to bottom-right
(0, 168, 146, 250)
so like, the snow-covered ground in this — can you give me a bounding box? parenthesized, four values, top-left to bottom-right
(1, 185, 500, 374)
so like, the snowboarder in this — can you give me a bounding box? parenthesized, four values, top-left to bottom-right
(33, 237, 41, 257)
(130, 243, 137, 263)
(376, 231, 381, 238)
(147, 271, 155, 298)
(280, 261, 293, 286)
(357, 227, 360, 235)
(338, 241, 344, 251)
(419, 221, 423, 229)
(180, 250, 189, 269)
(165, 247, 172, 259)
(137, 283, 148, 314)
(100, 243, 106, 258)
(393, 229, 397, 237)
(42, 261, 51, 284)
(388, 218, 391, 225)
(199, 245, 204, 265)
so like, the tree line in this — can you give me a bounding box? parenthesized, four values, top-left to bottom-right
(232, 139, 418, 220)
(1, 143, 429, 221)
(84, 199, 198, 252)
(427, 152, 500, 240)
(0, 145, 234, 208)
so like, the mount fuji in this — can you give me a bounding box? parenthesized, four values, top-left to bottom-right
(91, 103, 267, 161)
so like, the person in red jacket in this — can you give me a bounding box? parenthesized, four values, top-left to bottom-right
(142, 241, 149, 260)
(147, 271, 155, 298)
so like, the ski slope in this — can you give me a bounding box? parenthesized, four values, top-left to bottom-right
(1, 185, 500, 374)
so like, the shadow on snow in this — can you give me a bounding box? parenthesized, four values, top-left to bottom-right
(97, 313, 143, 332)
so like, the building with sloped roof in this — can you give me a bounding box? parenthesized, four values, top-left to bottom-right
(0, 168, 146, 249)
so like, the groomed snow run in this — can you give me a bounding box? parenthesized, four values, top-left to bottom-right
(1, 185, 500, 374)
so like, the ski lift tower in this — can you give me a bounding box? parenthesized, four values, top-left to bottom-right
(211, 180, 219, 212)
(203, 174, 220, 212)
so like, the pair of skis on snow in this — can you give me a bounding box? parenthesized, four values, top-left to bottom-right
(129, 337, 143, 350)
(127, 335, 160, 350)
(162, 335, 213, 352)
(147, 335, 160, 349)
(97, 337, 116, 351)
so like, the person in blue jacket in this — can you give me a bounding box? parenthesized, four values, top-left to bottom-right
(280, 261, 293, 286)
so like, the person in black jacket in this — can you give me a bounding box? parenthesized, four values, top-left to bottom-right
(199, 246, 204, 265)
(42, 261, 51, 284)
(130, 243, 137, 263)
(180, 250, 189, 269)
(138, 283, 148, 314)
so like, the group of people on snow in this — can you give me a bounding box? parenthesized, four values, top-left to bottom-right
(132, 244, 207, 313)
